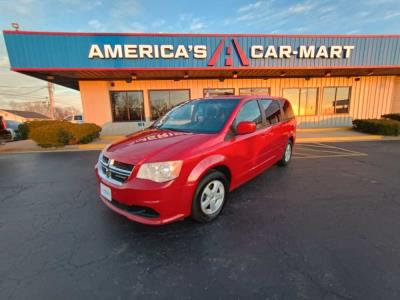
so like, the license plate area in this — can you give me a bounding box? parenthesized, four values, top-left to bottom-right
(100, 183, 112, 202)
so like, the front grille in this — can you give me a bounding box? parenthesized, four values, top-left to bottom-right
(99, 154, 134, 184)
(112, 160, 134, 172)
(110, 199, 160, 218)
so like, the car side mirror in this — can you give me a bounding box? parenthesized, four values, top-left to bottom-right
(236, 121, 256, 135)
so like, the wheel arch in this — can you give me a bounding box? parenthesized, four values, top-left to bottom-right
(211, 165, 232, 187)
(187, 154, 231, 187)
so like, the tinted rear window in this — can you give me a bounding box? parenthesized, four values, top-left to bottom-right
(282, 101, 295, 120)
(260, 100, 282, 125)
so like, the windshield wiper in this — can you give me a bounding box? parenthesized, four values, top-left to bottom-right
(160, 127, 188, 133)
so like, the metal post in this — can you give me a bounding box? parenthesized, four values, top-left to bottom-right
(47, 82, 55, 119)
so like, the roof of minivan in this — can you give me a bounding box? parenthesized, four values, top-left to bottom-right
(202, 95, 286, 102)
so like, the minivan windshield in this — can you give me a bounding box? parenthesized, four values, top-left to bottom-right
(152, 99, 240, 134)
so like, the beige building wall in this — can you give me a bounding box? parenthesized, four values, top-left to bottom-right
(79, 75, 398, 134)
(391, 76, 400, 113)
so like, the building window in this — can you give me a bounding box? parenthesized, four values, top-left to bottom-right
(239, 88, 270, 96)
(282, 88, 318, 116)
(322, 87, 351, 114)
(204, 88, 234, 97)
(110, 91, 144, 122)
(149, 90, 190, 120)
(260, 99, 282, 125)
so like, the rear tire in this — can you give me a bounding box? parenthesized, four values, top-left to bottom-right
(191, 170, 229, 223)
(278, 140, 293, 167)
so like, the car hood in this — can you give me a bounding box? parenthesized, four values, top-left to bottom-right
(105, 129, 212, 165)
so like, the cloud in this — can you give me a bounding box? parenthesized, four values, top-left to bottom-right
(1, 0, 36, 16)
(58, 0, 102, 11)
(367, 0, 397, 4)
(288, 2, 315, 13)
(346, 29, 361, 34)
(356, 11, 371, 18)
(88, 19, 106, 32)
(151, 19, 166, 28)
(111, 0, 140, 19)
(237, 1, 264, 13)
(121, 22, 146, 33)
(190, 19, 205, 31)
(178, 13, 192, 22)
(232, 0, 316, 26)
(176, 14, 207, 32)
(383, 11, 400, 19)
(223, 0, 400, 34)
(319, 6, 336, 14)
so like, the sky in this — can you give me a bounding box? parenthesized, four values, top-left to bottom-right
(1, 0, 399, 112)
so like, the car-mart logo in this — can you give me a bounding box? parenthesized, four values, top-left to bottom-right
(88, 39, 355, 64)
(207, 38, 249, 66)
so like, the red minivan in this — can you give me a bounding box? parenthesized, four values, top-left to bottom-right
(96, 96, 296, 225)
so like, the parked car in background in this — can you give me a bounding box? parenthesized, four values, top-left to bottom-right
(5, 120, 22, 140)
(63, 114, 84, 124)
(1, 116, 10, 143)
(96, 96, 296, 225)
(0, 117, 20, 143)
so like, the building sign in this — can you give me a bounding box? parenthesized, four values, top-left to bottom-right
(3, 31, 400, 69)
(88, 44, 208, 59)
(88, 43, 355, 62)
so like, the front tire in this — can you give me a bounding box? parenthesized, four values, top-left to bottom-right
(191, 170, 228, 223)
(278, 140, 293, 167)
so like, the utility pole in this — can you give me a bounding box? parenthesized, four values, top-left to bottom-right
(47, 82, 55, 119)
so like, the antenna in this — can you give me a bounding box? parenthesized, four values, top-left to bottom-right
(11, 23, 19, 31)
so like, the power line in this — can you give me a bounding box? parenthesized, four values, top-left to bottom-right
(0, 85, 48, 88)
(6, 100, 48, 104)
(0, 96, 48, 101)
(0, 87, 47, 96)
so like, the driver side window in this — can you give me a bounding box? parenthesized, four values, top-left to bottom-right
(235, 100, 262, 128)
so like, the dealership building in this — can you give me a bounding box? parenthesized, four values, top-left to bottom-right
(3, 30, 400, 134)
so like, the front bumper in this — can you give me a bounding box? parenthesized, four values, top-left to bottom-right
(96, 167, 196, 225)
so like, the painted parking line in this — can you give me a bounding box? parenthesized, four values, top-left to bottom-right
(293, 143, 367, 159)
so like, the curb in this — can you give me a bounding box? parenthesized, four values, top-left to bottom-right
(78, 144, 109, 150)
(99, 135, 125, 141)
(297, 127, 353, 133)
(297, 135, 400, 143)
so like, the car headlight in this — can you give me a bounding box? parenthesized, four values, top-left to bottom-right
(98, 144, 110, 159)
(137, 161, 183, 183)
(97, 144, 111, 168)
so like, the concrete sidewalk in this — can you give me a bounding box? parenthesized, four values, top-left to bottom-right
(0, 135, 126, 153)
(296, 127, 400, 143)
(1, 128, 399, 153)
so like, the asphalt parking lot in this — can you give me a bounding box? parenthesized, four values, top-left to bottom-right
(1, 141, 400, 299)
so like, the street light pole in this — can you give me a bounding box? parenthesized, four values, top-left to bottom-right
(47, 82, 55, 119)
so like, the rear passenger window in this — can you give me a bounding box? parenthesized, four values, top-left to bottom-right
(282, 101, 295, 120)
(260, 100, 282, 125)
(235, 100, 262, 128)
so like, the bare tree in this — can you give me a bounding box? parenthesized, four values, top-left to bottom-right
(54, 106, 81, 120)
(7, 101, 81, 120)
